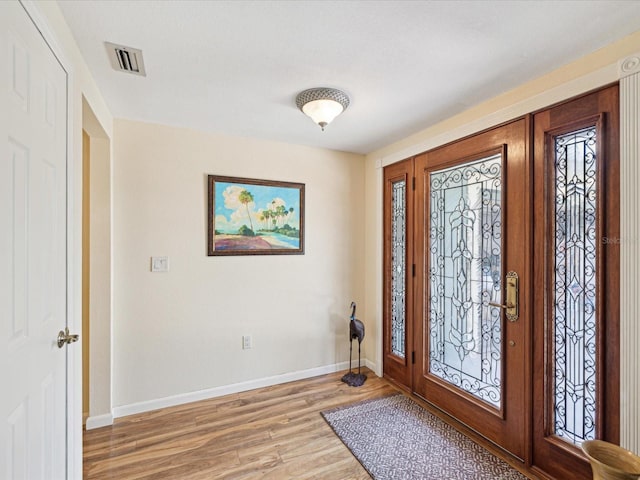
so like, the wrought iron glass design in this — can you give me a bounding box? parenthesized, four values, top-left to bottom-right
(429, 154, 503, 408)
(391, 180, 406, 358)
(553, 126, 598, 445)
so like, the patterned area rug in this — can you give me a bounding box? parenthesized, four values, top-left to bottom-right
(321, 394, 528, 480)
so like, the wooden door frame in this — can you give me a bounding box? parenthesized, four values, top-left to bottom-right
(381, 85, 620, 479)
(382, 158, 415, 390)
(531, 84, 620, 480)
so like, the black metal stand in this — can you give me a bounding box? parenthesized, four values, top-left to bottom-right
(341, 371, 367, 387)
(341, 337, 367, 387)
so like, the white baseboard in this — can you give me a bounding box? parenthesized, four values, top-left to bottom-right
(111, 359, 373, 420)
(85, 413, 114, 430)
(365, 358, 377, 371)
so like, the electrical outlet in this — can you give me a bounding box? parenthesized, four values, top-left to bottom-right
(242, 335, 252, 350)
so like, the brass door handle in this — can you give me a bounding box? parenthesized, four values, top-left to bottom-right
(489, 271, 519, 322)
(489, 301, 516, 309)
(57, 327, 79, 348)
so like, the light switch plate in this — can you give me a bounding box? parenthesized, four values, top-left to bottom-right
(151, 256, 169, 272)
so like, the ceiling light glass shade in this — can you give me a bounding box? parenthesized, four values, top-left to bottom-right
(301, 99, 344, 129)
(296, 88, 350, 131)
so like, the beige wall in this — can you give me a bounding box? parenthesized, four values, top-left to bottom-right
(81, 98, 113, 428)
(112, 119, 365, 408)
(88, 133, 111, 420)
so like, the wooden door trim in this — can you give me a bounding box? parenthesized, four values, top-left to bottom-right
(382, 158, 415, 389)
(529, 82, 620, 117)
(531, 85, 620, 480)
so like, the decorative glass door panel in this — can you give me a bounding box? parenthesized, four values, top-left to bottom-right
(391, 179, 407, 359)
(553, 126, 598, 445)
(429, 154, 503, 408)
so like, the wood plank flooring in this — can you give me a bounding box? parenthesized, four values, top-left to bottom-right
(84, 369, 539, 479)
(83, 369, 398, 479)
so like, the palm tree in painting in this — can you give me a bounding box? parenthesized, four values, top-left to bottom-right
(288, 207, 294, 225)
(280, 205, 289, 226)
(238, 189, 254, 231)
(264, 209, 271, 230)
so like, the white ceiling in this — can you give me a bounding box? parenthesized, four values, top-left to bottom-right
(58, 0, 640, 154)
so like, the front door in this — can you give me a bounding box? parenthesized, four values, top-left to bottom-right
(413, 119, 530, 459)
(1, 2, 69, 478)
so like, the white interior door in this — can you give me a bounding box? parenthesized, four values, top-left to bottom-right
(1, 2, 69, 478)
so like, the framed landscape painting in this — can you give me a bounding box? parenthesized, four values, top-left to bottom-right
(208, 175, 305, 256)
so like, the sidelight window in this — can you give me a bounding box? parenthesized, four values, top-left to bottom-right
(391, 180, 407, 358)
(552, 126, 598, 445)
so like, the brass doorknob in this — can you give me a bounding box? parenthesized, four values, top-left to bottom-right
(57, 327, 79, 348)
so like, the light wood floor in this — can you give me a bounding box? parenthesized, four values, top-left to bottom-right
(83, 368, 399, 479)
(84, 369, 539, 479)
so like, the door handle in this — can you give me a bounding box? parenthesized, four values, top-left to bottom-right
(489, 271, 519, 322)
(57, 327, 79, 348)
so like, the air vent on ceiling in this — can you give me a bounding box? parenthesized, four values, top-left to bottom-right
(105, 42, 146, 76)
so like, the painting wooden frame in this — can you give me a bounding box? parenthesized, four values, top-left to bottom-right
(208, 175, 305, 256)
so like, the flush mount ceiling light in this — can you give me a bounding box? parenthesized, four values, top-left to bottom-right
(295, 87, 350, 131)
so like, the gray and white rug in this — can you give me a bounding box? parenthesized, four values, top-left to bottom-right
(321, 394, 528, 480)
